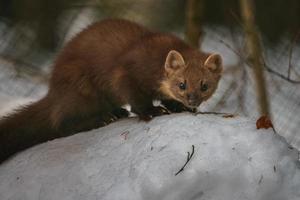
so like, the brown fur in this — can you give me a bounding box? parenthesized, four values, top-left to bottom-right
(0, 19, 222, 163)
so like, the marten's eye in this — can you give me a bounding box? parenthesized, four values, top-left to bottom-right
(201, 82, 209, 92)
(179, 81, 186, 90)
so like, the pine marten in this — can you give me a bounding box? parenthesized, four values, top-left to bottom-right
(0, 19, 223, 163)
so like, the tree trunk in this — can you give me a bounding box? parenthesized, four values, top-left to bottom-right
(185, 0, 204, 48)
(240, 0, 270, 116)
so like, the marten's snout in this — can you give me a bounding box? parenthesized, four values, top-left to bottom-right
(186, 93, 201, 107)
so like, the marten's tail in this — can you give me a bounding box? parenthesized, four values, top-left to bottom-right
(0, 96, 60, 163)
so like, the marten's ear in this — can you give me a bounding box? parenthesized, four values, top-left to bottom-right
(164, 50, 186, 73)
(204, 54, 223, 74)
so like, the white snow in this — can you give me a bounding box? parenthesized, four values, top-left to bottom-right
(0, 113, 299, 200)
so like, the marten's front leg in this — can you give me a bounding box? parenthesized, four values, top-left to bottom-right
(161, 100, 196, 113)
(122, 79, 169, 121)
(132, 105, 170, 121)
(130, 96, 169, 121)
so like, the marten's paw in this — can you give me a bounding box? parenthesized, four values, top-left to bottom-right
(112, 108, 130, 119)
(101, 113, 118, 125)
(138, 106, 170, 121)
(101, 109, 130, 125)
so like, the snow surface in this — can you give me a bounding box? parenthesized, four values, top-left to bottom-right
(0, 113, 300, 200)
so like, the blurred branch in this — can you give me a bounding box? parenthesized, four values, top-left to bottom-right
(264, 65, 300, 84)
(222, 1, 300, 85)
(213, 80, 237, 111)
(236, 67, 248, 114)
(288, 31, 300, 79)
(218, 39, 300, 84)
(185, 0, 204, 48)
(240, 0, 270, 116)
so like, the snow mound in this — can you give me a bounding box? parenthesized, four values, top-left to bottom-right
(0, 114, 299, 200)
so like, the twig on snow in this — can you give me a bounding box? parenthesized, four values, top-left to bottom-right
(175, 145, 195, 176)
(195, 111, 233, 116)
(258, 175, 264, 185)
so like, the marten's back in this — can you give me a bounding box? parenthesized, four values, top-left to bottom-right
(55, 19, 151, 66)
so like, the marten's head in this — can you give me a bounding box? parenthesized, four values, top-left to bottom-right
(160, 50, 223, 108)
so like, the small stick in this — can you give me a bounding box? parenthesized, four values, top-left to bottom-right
(120, 131, 130, 140)
(258, 175, 264, 185)
(175, 145, 195, 176)
(195, 111, 233, 116)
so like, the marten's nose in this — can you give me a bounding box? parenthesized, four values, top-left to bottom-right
(187, 93, 202, 107)
(187, 93, 197, 104)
